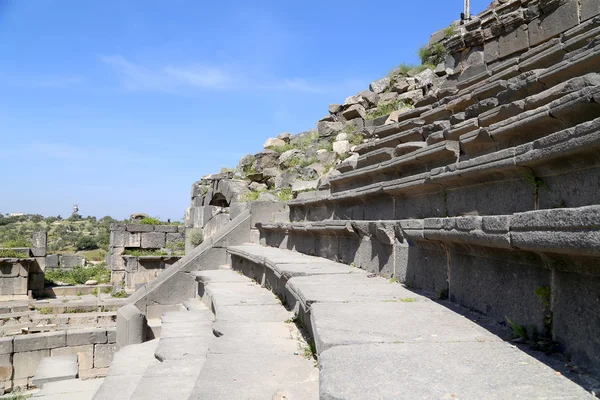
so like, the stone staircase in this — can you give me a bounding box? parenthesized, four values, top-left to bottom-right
(95, 243, 596, 399)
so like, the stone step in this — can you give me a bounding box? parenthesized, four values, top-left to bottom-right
(32, 354, 78, 388)
(190, 268, 318, 399)
(32, 378, 103, 400)
(92, 340, 159, 400)
(226, 243, 594, 399)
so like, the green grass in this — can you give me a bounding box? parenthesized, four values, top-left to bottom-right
(122, 249, 168, 257)
(348, 133, 364, 146)
(275, 188, 294, 202)
(0, 249, 29, 258)
(418, 42, 447, 66)
(506, 316, 528, 340)
(365, 100, 415, 120)
(271, 143, 296, 153)
(112, 290, 129, 298)
(240, 191, 262, 202)
(38, 307, 53, 315)
(44, 265, 110, 286)
(1, 238, 31, 248)
(443, 23, 457, 37)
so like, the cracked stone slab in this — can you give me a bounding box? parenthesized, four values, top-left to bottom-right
(319, 342, 593, 400)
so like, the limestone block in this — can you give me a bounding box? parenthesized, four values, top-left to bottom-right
(333, 140, 351, 155)
(370, 77, 390, 94)
(106, 327, 116, 343)
(498, 24, 529, 58)
(111, 271, 125, 286)
(59, 255, 84, 269)
(45, 254, 59, 269)
(317, 121, 343, 138)
(0, 354, 11, 382)
(13, 349, 50, 379)
(31, 231, 47, 257)
(126, 224, 154, 233)
(154, 225, 178, 233)
(125, 257, 139, 273)
(0, 338, 13, 355)
(109, 231, 125, 247)
(108, 254, 126, 272)
(528, 0, 579, 46)
(0, 262, 22, 277)
(13, 331, 66, 352)
(141, 232, 166, 249)
(263, 137, 286, 149)
(581, 0, 600, 21)
(67, 328, 107, 346)
(341, 104, 366, 120)
(94, 343, 116, 368)
(51, 344, 93, 370)
(484, 39, 500, 63)
(124, 232, 141, 247)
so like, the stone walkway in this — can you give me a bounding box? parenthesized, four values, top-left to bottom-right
(94, 244, 595, 399)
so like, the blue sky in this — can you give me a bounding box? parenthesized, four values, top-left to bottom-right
(0, 0, 491, 220)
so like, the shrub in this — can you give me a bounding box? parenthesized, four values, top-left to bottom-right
(188, 229, 204, 247)
(443, 24, 457, 37)
(2, 237, 31, 248)
(418, 42, 447, 66)
(0, 249, 29, 258)
(240, 191, 262, 202)
(45, 265, 110, 286)
(139, 217, 162, 225)
(75, 236, 98, 251)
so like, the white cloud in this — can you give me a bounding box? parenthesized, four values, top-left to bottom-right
(100, 55, 233, 92)
(101, 55, 364, 96)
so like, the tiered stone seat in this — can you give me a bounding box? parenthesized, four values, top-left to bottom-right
(226, 243, 592, 399)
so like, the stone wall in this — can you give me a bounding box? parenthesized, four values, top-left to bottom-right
(0, 232, 49, 298)
(107, 224, 185, 289)
(0, 327, 116, 391)
(252, 0, 600, 377)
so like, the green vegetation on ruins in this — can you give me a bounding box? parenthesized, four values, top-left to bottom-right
(44, 264, 111, 286)
(0, 248, 30, 258)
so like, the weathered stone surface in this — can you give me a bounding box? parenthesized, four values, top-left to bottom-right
(32, 231, 47, 257)
(140, 232, 166, 249)
(116, 304, 146, 349)
(581, 0, 600, 21)
(13, 349, 50, 379)
(32, 354, 78, 388)
(254, 150, 279, 171)
(0, 338, 13, 355)
(332, 140, 351, 155)
(317, 121, 343, 138)
(528, 0, 579, 46)
(67, 327, 108, 346)
(94, 343, 116, 368)
(14, 331, 66, 352)
(369, 77, 390, 94)
(291, 180, 318, 194)
(341, 104, 366, 120)
(0, 354, 11, 382)
(319, 342, 592, 399)
(59, 255, 84, 269)
(263, 137, 286, 149)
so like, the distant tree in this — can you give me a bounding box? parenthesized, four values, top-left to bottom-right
(45, 216, 58, 224)
(75, 235, 98, 251)
(30, 214, 44, 223)
(68, 213, 82, 222)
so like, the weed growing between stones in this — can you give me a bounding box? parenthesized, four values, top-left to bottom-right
(418, 42, 447, 66)
(388, 277, 399, 283)
(505, 316, 528, 341)
(38, 307, 53, 315)
(443, 23, 458, 38)
(122, 249, 168, 257)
